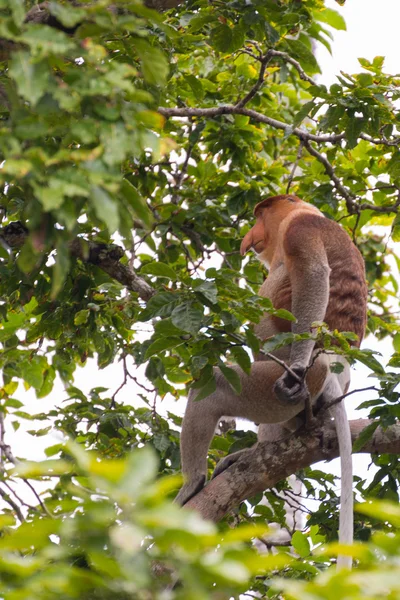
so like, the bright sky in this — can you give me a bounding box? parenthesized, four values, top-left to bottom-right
(320, 0, 400, 81)
(8, 1, 400, 491)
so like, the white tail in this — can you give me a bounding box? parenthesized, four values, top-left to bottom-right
(332, 399, 353, 570)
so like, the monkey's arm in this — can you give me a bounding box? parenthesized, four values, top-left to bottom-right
(274, 225, 330, 404)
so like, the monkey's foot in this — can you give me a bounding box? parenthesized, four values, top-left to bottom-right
(274, 366, 309, 406)
(212, 448, 252, 479)
(174, 475, 206, 506)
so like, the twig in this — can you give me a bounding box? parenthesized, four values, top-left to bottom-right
(236, 49, 273, 108)
(171, 120, 196, 204)
(3, 480, 37, 511)
(0, 413, 4, 464)
(268, 49, 316, 85)
(264, 352, 302, 383)
(302, 140, 360, 212)
(22, 479, 55, 518)
(0, 486, 25, 522)
(110, 355, 130, 409)
(286, 140, 304, 193)
(318, 386, 379, 414)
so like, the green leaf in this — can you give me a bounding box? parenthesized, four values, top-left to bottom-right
(145, 336, 182, 359)
(185, 74, 204, 101)
(352, 421, 379, 452)
(19, 25, 74, 56)
(138, 292, 178, 321)
(219, 364, 242, 394)
(329, 361, 345, 374)
(90, 186, 120, 234)
(316, 8, 346, 30)
(49, 1, 86, 27)
(284, 39, 319, 70)
(12, 459, 72, 479)
(356, 500, 400, 527)
(292, 101, 316, 128)
(393, 333, 400, 352)
(8, 52, 50, 106)
(171, 303, 203, 336)
(392, 215, 400, 242)
(193, 280, 218, 304)
(20, 358, 45, 391)
(74, 309, 90, 326)
(32, 179, 65, 211)
(134, 38, 169, 85)
(230, 346, 251, 375)
(210, 24, 245, 53)
(51, 240, 70, 299)
(193, 374, 216, 402)
(141, 262, 177, 281)
(263, 333, 296, 353)
(191, 355, 208, 374)
(10, 0, 25, 26)
(346, 116, 365, 149)
(292, 531, 311, 558)
(245, 327, 260, 355)
(273, 308, 296, 322)
(121, 180, 153, 228)
(16, 239, 39, 274)
(349, 349, 385, 374)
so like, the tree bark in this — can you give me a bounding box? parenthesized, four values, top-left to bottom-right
(185, 418, 400, 522)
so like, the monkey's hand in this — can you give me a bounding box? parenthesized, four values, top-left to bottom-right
(273, 364, 309, 405)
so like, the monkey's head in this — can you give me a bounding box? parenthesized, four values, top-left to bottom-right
(240, 195, 303, 264)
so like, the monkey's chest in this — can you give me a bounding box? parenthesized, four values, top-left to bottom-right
(254, 266, 292, 341)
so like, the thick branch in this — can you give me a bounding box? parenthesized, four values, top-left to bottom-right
(185, 418, 400, 522)
(0, 222, 155, 301)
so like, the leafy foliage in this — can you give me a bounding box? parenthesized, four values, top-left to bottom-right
(0, 0, 399, 597)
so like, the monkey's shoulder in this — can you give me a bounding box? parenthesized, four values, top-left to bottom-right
(281, 211, 363, 264)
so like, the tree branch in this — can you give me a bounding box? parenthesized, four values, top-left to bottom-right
(185, 418, 400, 522)
(302, 140, 358, 213)
(0, 222, 155, 301)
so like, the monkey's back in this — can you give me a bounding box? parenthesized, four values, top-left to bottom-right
(285, 213, 368, 346)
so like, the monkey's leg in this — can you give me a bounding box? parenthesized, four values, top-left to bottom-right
(176, 357, 328, 505)
(212, 419, 302, 480)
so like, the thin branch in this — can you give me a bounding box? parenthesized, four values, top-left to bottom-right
(302, 140, 357, 212)
(318, 386, 379, 414)
(158, 104, 344, 143)
(22, 479, 55, 518)
(264, 352, 302, 383)
(0, 485, 25, 522)
(236, 49, 273, 108)
(268, 49, 317, 86)
(286, 140, 304, 194)
(110, 355, 130, 408)
(171, 120, 196, 204)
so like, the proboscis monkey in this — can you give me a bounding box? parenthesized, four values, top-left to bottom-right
(176, 195, 367, 569)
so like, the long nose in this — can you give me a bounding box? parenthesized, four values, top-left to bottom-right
(240, 229, 254, 256)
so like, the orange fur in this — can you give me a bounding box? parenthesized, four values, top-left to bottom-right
(243, 195, 367, 347)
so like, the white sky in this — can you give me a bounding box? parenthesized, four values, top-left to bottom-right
(6, 0, 400, 492)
